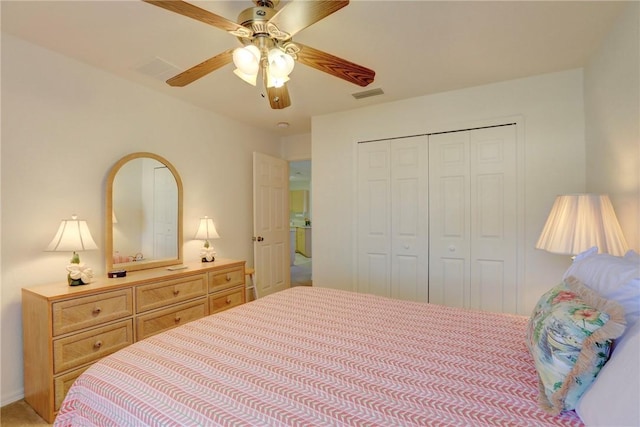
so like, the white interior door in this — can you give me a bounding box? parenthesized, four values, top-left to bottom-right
(469, 125, 518, 312)
(253, 152, 290, 297)
(429, 125, 517, 312)
(153, 166, 177, 260)
(428, 131, 471, 308)
(390, 137, 429, 301)
(357, 141, 391, 296)
(357, 136, 429, 301)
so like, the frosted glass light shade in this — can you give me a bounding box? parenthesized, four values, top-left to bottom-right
(233, 68, 258, 86)
(267, 48, 294, 78)
(536, 194, 628, 256)
(46, 215, 98, 252)
(194, 216, 220, 241)
(232, 45, 260, 75)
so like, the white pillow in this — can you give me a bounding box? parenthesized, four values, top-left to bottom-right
(574, 246, 599, 261)
(576, 320, 640, 426)
(563, 248, 640, 329)
(625, 249, 640, 265)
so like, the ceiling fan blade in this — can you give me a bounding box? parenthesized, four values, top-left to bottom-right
(265, 84, 291, 109)
(166, 48, 234, 87)
(143, 0, 245, 33)
(295, 43, 375, 87)
(269, 0, 349, 38)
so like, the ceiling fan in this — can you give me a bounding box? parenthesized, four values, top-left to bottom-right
(143, 0, 376, 109)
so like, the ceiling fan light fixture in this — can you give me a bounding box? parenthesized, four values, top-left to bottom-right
(232, 45, 261, 75)
(233, 68, 258, 86)
(144, 0, 375, 110)
(266, 72, 289, 88)
(267, 48, 295, 78)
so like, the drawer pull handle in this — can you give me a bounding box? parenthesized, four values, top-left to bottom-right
(175, 316, 181, 323)
(226, 274, 231, 282)
(92, 307, 102, 315)
(226, 297, 232, 304)
(93, 340, 103, 349)
(173, 289, 180, 296)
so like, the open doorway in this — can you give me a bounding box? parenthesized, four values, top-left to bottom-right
(289, 160, 312, 287)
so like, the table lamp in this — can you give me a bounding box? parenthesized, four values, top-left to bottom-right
(195, 216, 220, 262)
(536, 194, 628, 257)
(46, 214, 98, 285)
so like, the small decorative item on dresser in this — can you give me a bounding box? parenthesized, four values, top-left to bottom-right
(194, 216, 220, 262)
(45, 214, 98, 286)
(108, 269, 127, 278)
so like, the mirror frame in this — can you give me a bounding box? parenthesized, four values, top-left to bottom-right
(105, 152, 184, 272)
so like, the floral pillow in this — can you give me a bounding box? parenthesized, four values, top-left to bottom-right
(526, 276, 626, 414)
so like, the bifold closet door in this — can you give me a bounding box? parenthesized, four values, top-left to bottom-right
(428, 125, 517, 313)
(357, 136, 428, 301)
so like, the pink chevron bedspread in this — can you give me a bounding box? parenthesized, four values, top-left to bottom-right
(55, 287, 583, 426)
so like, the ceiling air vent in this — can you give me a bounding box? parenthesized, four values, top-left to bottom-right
(135, 57, 182, 81)
(352, 88, 384, 100)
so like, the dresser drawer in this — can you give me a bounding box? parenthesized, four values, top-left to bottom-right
(136, 299, 207, 340)
(209, 287, 245, 314)
(52, 289, 133, 337)
(136, 274, 207, 313)
(53, 320, 133, 374)
(54, 365, 90, 411)
(208, 267, 244, 293)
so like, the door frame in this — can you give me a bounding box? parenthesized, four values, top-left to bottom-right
(288, 159, 312, 283)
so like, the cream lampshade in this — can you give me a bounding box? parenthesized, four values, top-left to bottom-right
(535, 194, 628, 256)
(194, 216, 220, 262)
(46, 214, 98, 285)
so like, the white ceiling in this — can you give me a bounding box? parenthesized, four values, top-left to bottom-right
(1, 1, 625, 136)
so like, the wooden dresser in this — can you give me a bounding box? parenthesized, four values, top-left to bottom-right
(22, 259, 246, 423)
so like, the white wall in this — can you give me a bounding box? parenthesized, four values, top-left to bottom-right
(282, 133, 311, 161)
(312, 69, 587, 316)
(584, 1, 640, 252)
(0, 35, 282, 404)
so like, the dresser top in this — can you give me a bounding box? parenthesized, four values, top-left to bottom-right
(23, 259, 246, 300)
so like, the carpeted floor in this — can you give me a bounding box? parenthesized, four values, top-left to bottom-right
(1, 400, 50, 426)
(291, 253, 312, 287)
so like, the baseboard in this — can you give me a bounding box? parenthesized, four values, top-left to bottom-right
(1, 388, 24, 407)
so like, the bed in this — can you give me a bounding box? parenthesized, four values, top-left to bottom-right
(54, 285, 590, 426)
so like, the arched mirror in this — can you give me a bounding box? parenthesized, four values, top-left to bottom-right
(106, 152, 183, 272)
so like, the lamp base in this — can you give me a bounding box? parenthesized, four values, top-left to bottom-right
(68, 277, 87, 286)
(201, 257, 215, 263)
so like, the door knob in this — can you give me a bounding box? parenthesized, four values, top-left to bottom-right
(252, 236, 264, 242)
